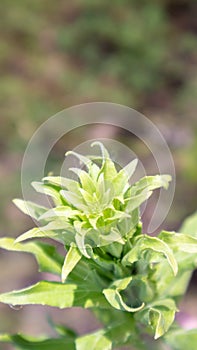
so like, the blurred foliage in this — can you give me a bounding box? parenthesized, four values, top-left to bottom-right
(0, 0, 196, 238)
(0, 0, 197, 344)
(57, 1, 168, 93)
(0, 0, 197, 233)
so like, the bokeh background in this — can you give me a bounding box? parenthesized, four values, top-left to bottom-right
(0, 0, 197, 347)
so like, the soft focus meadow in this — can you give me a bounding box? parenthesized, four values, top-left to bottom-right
(0, 0, 197, 346)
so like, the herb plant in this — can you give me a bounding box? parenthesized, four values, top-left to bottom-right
(0, 142, 197, 350)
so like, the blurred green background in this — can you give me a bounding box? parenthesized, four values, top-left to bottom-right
(0, 0, 197, 344)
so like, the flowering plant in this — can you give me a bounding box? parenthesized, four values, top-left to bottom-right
(0, 142, 197, 350)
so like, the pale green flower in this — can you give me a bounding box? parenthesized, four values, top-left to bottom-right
(14, 142, 171, 258)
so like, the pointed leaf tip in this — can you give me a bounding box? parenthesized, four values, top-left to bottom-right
(61, 245, 82, 282)
(65, 151, 92, 169)
(103, 277, 145, 312)
(91, 141, 110, 159)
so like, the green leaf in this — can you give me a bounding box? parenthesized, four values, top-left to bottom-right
(159, 231, 197, 253)
(125, 190, 152, 213)
(0, 238, 63, 275)
(105, 319, 138, 349)
(88, 249, 122, 279)
(97, 172, 105, 198)
(149, 306, 175, 339)
(156, 213, 197, 300)
(120, 158, 138, 180)
(102, 157, 118, 182)
(13, 199, 47, 220)
(31, 181, 63, 205)
(112, 159, 138, 196)
(137, 299, 177, 339)
(0, 333, 75, 350)
(0, 280, 109, 309)
(104, 241, 123, 259)
(76, 329, 112, 350)
(70, 167, 96, 194)
(74, 221, 91, 258)
(155, 231, 197, 299)
(180, 211, 197, 238)
(91, 141, 118, 182)
(104, 209, 130, 223)
(79, 188, 95, 207)
(15, 220, 75, 245)
(43, 176, 80, 193)
(91, 141, 117, 182)
(15, 226, 56, 243)
(60, 190, 87, 212)
(151, 252, 197, 300)
(39, 206, 80, 221)
(122, 235, 178, 276)
(130, 175, 171, 196)
(94, 309, 142, 347)
(61, 244, 82, 282)
(103, 277, 145, 312)
(164, 327, 197, 350)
